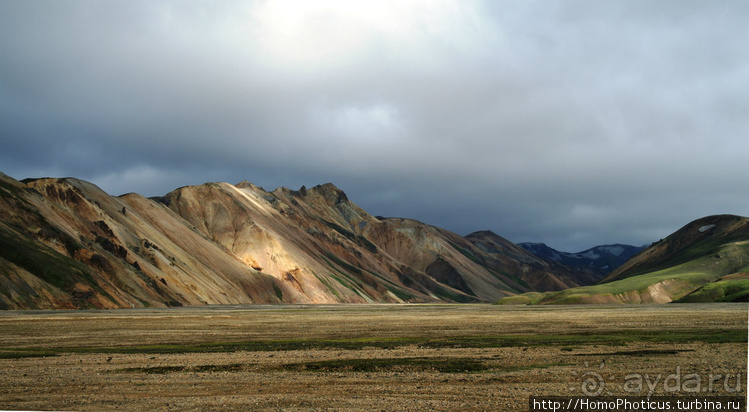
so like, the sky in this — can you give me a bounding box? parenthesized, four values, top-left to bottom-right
(2, 1, 748, 252)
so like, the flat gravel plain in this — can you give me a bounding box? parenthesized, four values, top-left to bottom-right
(0, 303, 746, 411)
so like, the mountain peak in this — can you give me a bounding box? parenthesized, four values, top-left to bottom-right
(680, 214, 746, 236)
(235, 180, 265, 191)
(467, 230, 501, 238)
(310, 183, 348, 204)
(603, 214, 749, 283)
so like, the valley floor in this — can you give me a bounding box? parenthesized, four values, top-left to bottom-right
(0, 304, 746, 411)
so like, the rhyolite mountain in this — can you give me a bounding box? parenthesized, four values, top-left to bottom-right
(499, 214, 749, 304)
(1, 172, 593, 309)
(518, 242, 645, 274)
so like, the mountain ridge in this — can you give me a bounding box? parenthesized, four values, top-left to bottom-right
(1, 172, 594, 309)
(518, 242, 646, 274)
(602, 214, 749, 283)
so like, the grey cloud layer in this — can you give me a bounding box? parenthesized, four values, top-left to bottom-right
(2, 1, 748, 251)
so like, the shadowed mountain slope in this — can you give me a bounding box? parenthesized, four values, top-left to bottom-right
(518, 242, 645, 275)
(465, 231, 604, 291)
(498, 214, 749, 304)
(602, 214, 749, 283)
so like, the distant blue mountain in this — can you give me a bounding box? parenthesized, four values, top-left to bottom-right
(518, 243, 646, 274)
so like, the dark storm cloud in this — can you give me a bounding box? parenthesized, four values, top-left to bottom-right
(2, 1, 748, 252)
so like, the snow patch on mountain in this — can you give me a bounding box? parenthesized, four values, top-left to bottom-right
(580, 250, 601, 260)
(519, 242, 646, 274)
(600, 245, 626, 256)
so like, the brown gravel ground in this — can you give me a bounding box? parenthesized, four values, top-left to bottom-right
(0, 303, 746, 411)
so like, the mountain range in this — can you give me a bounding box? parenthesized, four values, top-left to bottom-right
(1, 172, 595, 309)
(518, 242, 645, 274)
(1, 172, 748, 309)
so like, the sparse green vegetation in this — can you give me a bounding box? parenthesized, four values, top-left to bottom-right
(0, 179, 25, 196)
(3, 328, 743, 358)
(323, 252, 362, 275)
(386, 285, 414, 301)
(272, 282, 284, 300)
(501, 243, 749, 304)
(320, 256, 360, 285)
(321, 219, 378, 253)
(415, 329, 746, 348)
(499, 270, 533, 290)
(285, 357, 487, 373)
(114, 363, 245, 374)
(495, 292, 548, 305)
(0, 227, 88, 291)
(116, 365, 185, 374)
(676, 277, 749, 302)
(0, 351, 59, 359)
(577, 349, 693, 357)
(624, 232, 749, 279)
(192, 363, 245, 372)
(552, 270, 713, 303)
(111, 356, 569, 375)
(447, 240, 483, 265)
(433, 284, 478, 303)
(311, 270, 341, 298)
